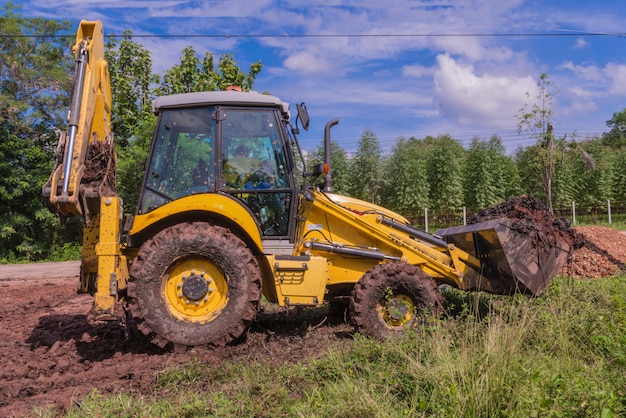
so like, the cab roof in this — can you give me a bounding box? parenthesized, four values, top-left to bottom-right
(152, 90, 291, 119)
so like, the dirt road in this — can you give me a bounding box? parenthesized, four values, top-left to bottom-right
(0, 261, 79, 282)
(0, 225, 625, 417)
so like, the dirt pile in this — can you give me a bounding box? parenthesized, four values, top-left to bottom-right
(468, 195, 625, 279)
(469, 195, 583, 251)
(563, 226, 626, 278)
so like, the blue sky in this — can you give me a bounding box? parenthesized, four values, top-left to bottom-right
(7, 0, 626, 154)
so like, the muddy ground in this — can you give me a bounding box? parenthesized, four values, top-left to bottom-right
(1, 226, 625, 417)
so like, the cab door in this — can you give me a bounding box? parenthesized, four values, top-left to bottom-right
(217, 107, 296, 238)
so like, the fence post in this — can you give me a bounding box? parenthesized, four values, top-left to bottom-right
(424, 207, 429, 233)
(608, 199, 612, 224)
(572, 201, 576, 225)
(463, 206, 467, 225)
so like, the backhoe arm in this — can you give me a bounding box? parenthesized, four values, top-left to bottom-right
(43, 20, 113, 221)
(43, 20, 127, 318)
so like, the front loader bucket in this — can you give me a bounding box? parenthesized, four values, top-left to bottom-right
(437, 218, 572, 296)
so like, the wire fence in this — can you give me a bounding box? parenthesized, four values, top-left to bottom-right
(407, 200, 626, 233)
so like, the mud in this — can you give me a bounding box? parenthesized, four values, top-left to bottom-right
(83, 138, 116, 196)
(0, 275, 352, 417)
(469, 195, 584, 251)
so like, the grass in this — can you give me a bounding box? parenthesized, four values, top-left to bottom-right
(57, 275, 626, 418)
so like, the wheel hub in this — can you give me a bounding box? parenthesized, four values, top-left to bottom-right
(182, 272, 209, 301)
(386, 297, 410, 321)
(379, 293, 414, 327)
(164, 260, 228, 322)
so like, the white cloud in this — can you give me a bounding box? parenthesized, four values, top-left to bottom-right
(574, 37, 589, 49)
(432, 37, 514, 62)
(604, 63, 626, 96)
(403, 64, 435, 78)
(433, 54, 537, 128)
(559, 61, 626, 97)
(558, 61, 603, 82)
(568, 86, 597, 99)
(283, 51, 336, 74)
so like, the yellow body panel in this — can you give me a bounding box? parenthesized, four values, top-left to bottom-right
(295, 190, 481, 290)
(79, 196, 128, 317)
(130, 194, 263, 251)
(267, 255, 329, 306)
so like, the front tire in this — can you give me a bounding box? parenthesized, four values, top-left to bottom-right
(350, 262, 443, 339)
(128, 222, 261, 347)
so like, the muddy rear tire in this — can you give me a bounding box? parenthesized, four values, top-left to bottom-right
(350, 262, 443, 339)
(128, 222, 261, 348)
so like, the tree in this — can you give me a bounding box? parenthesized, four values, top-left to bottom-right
(425, 135, 465, 222)
(602, 109, 626, 148)
(571, 139, 614, 219)
(516, 73, 561, 213)
(515, 144, 546, 199)
(383, 137, 430, 218)
(611, 148, 626, 205)
(0, 5, 75, 261)
(105, 30, 158, 148)
(158, 47, 262, 95)
(549, 142, 577, 210)
(463, 135, 521, 210)
(348, 129, 384, 203)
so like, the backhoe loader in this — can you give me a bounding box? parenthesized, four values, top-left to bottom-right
(44, 20, 573, 348)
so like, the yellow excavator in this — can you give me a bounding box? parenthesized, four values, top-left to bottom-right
(44, 20, 572, 348)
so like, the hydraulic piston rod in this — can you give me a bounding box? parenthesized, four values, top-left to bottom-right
(61, 39, 89, 196)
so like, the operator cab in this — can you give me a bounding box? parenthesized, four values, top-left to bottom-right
(137, 91, 300, 237)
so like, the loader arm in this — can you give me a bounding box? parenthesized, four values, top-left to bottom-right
(43, 20, 127, 317)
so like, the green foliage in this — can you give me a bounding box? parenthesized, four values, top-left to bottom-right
(514, 144, 545, 199)
(0, 5, 73, 261)
(602, 108, 626, 148)
(115, 115, 156, 215)
(463, 135, 520, 210)
(611, 148, 626, 205)
(104, 32, 158, 214)
(159, 47, 262, 95)
(63, 276, 626, 417)
(105, 30, 157, 148)
(383, 136, 430, 215)
(571, 139, 614, 211)
(47, 242, 81, 261)
(425, 135, 465, 218)
(348, 129, 385, 203)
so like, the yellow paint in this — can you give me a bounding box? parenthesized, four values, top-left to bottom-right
(130, 194, 263, 251)
(46, 20, 112, 217)
(267, 255, 328, 306)
(163, 257, 228, 322)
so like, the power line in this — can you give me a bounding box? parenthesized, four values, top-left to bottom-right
(2, 31, 625, 39)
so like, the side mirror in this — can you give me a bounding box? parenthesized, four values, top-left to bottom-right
(296, 103, 310, 132)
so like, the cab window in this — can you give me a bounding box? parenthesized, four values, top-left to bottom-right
(220, 109, 292, 237)
(139, 107, 215, 213)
